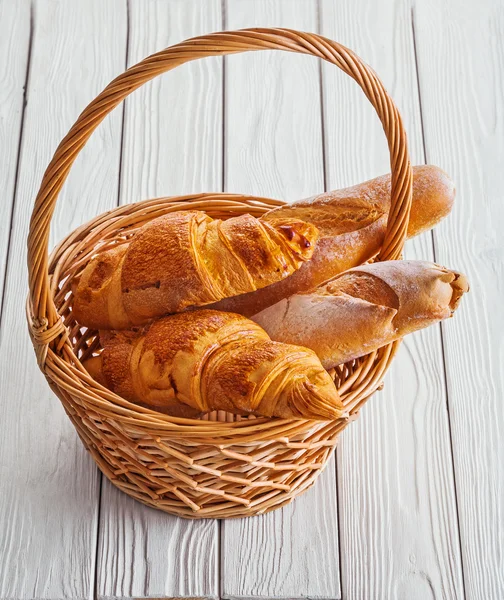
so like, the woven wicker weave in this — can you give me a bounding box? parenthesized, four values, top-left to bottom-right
(26, 29, 412, 519)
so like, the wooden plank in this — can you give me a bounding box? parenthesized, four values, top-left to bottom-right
(221, 2, 341, 599)
(414, 1, 504, 597)
(117, 0, 223, 204)
(0, 0, 30, 310)
(96, 2, 222, 599)
(0, 1, 127, 599)
(320, 0, 464, 598)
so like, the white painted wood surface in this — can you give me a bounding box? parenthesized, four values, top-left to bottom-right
(320, 1, 465, 598)
(0, 0, 502, 598)
(221, 2, 340, 599)
(97, 1, 222, 598)
(414, 1, 504, 598)
(0, 0, 30, 312)
(0, 1, 126, 599)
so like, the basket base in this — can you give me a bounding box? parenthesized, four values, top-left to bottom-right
(102, 464, 323, 520)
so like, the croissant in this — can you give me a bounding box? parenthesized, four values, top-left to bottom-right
(253, 260, 469, 369)
(83, 310, 342, 420)
(210, 165, 456, 317)
(72, 211, 318, 329)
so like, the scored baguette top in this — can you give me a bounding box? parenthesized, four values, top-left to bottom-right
(72, 210, 318, 330)
(253, 260, 469, 369)
(209, 165, 456, 318)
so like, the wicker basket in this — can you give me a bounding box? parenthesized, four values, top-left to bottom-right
(27, 29, 412, 519)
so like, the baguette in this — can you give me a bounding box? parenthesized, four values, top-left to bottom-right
(211, 165, 455, 317)
(83, 310, 342, 420)
(73, 211, 318, 329)
(253, 260, 469, 369)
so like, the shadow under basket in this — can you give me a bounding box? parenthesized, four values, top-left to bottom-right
(26, 29, 412, 519)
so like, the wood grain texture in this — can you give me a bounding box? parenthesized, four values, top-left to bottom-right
(221, 1, 340, 599)
(1, 2, 500, 598)
(96, 2, 222, 599)
(119, 0, 223, 205)
(0, 1, 127, 599)
(0, 0, 30, 311)
(97, 495, 218, 600)
(414, 1, 504, 598)
(320, 0, 464, 598)
(223, 0, 324, 202)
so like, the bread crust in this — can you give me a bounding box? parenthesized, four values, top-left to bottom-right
(211, 165, 455, 317)
(253, 260, 469, 369)
(83, 310, 342, 420)
(73, 211, 318, 329)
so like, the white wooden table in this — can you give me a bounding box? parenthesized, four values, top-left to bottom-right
(1, 1, 502, 598)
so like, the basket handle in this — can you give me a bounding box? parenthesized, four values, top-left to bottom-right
(27, 28, 412, 338)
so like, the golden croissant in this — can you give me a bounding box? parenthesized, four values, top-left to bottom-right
(83, 310, 342, 420)
(73, 211, 318, 329)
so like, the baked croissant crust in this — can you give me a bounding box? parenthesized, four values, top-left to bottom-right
(72, 210, 318, 329)
(83, 310, 342, 420)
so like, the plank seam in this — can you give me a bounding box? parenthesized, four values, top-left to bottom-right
(94, 2, 130, 598)
(333, 455, 344, 600)
(221, 2, 226, 194)
(317, 1, 342, 597)
(411, 6, 467, 599)
(0, 0, 34, 327)
(116, 0, 131, 211)
(317, 0, 329, 196)
(93, 473, 104, 600)
(219, 3, 226, 599)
